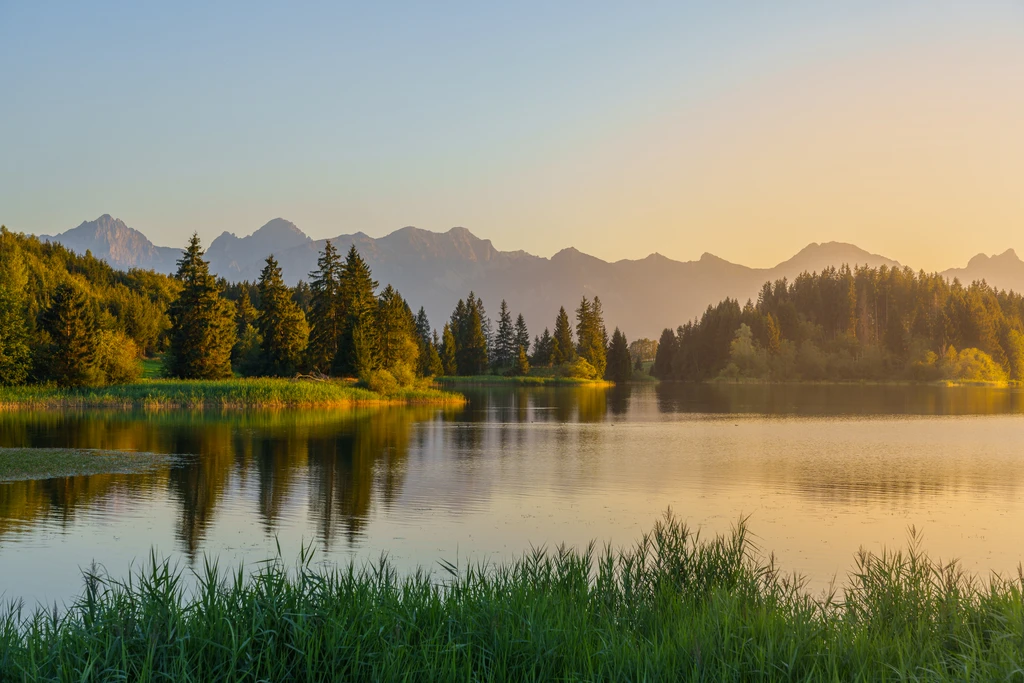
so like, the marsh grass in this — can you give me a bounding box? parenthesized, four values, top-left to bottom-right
(0, 448, 173, 481)
(437, 374, 614, 387)
(0, 379, 464, 410)
(2, 513, 1022, 681)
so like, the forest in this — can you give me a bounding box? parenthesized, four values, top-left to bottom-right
(0, 227, 635, 390)
(653, 264, 1024, 383)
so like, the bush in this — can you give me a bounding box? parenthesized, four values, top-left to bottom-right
(96, 330, 142, 385)
(361, 368, 399, 395)
(558, 357, 598, 380)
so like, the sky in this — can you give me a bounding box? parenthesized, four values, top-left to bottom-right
(1, 1, 1023, 271)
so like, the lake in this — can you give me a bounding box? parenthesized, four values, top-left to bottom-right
(3, 383, 1024, 606)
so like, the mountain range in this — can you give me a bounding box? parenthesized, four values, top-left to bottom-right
(38, 215, 1024, 339)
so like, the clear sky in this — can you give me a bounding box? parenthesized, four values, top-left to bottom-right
(2, 1, 1022, 270)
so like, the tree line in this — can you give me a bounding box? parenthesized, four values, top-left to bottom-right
(653, 264, 1024, 383)
(0, 226, 636, 387)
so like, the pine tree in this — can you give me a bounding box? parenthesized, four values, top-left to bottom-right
(472, 293, 493, 353)
(460, 303, 489, 375)
(510, 345, 531, 376)
(552, 306, 575, 364)
(336, 245, 379, 376)
(532, 328, 553, 366)
(414, 307, 434, 376)
(0, 243, 32, 386)
(306, 241, 344, 374)
(40, 282, 100, 387)
(256, 254, 309, 376)
(424, 330, 444, 377)
(576, 296, 607, 377)
(440, 323, 458, 376)
(514, 313, 530, 357)
(605, 327, 632, 383)
(377, 285, 419, 373)
(165, 234, 236, 379)
(493, 299, 515, 369)
(414, 307, 431, 347)
(651, 328, 677, 379)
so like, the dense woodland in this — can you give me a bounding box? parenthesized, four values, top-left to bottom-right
(653, 265, 1024, 383)
(0, 227, 634, 388)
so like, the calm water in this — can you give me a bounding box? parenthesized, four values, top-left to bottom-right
(3, 383, 1024, 605)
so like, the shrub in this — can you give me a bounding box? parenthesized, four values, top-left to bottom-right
(96, 330, 142, 385)
(361, 368, 399, 395)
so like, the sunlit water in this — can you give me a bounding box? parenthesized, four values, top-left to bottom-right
(3, 383, 1024, 606)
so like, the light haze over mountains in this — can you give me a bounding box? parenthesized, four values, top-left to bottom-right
(41, 215, 1024, 339)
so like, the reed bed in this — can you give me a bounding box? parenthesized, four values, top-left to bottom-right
(0, 379, 464, 410)
(436, 375, 613, 387)
(2, 513, 1022, 681)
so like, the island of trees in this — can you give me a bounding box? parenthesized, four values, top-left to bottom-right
(0, 227, 637, 395)
(653, 265, 1024, 383)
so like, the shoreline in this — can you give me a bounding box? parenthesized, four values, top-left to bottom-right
(0, 378, 466, 411)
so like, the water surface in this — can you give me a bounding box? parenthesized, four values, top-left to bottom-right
(2, 383, 1024, 604)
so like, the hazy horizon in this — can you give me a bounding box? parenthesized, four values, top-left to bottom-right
(3, 2, 1023, 271)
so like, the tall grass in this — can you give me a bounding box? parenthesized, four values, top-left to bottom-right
(2, 513, 1022, 681)
(436, 374, 614, 386)
(0, 379, 464, 410)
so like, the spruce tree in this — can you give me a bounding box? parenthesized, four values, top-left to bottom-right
(651, 328, 677, 379)
(377, 285, 419, 373)
(459, 302, 489, 375)
(576, 296, 607, 377)
(256, 255, 309, 376)
(552, 307, 575, 364)
(414, 307, 434, 376)
(605, 327, 632, 383)
(166, 234, 236, 379)
(424, 330, 444, 376)
(336, 245, 379, 376)
(306, 241, 344, 374)
(531, 329, 553, 366)
(440, 323, 458, 376)
(40, 282, 100, 387)
(514, 314, 530, 357)
(511, 345, 531, 376)
(0, 245, 32, 386)
(414, 307, 431, 347)
(493, 299, 515, 369)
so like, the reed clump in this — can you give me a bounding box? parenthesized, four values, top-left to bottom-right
(0, 379, 464, 410)
(1, 513, 1022, 681)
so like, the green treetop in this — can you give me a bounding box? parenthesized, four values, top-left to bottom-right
(605, 327, 632, 383)
(165, 234, 236, 379)
(256, 254, 309, 376)
(552, 306, 575, 364)
(306, 241, 344, 374)
(40, 282, 100, 387)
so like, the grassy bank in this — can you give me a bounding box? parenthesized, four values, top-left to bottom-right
(0, 379, 464, 410)
(0, 448, 173, 482)
(436, 374, 614, 387)
(3, 514, 1023, 681)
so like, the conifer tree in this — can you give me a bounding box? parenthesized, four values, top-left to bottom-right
(423, 330, 444, 376)
(514, 313, 530, 357)
(232, 283, 261, 373)
(576, 296, 607, 377)
(510, 345, 531, 376)
(414, 307, 431, 348)
(532, 328, 553, 366)
(40, 282, 100, 387)
(440, 323, 458, 376)
(605, 327, 632, 383)
(306, 241, 344, 374)
(165, 234, 236, 379)
(377, 285, 419, 373)
(552, 306, 575, 364)
(0, 244, 32, 386)
(460, 303, 489, 375)
(414, 307, 434, 376)
(493, 299, 515, 369)
(651, 328, 677, 379)
(336, 245, 379, 376)
(256, 255, 309, 376)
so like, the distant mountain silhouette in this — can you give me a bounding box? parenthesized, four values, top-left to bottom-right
(56, 215, 1022, 338)
(941, 249, 1024, 294)
(43, 215, 181, 272)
